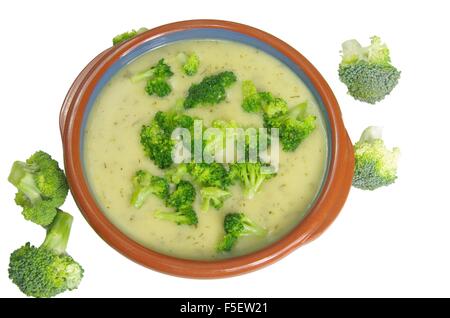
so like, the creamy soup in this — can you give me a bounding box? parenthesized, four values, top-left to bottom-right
(83, 40, 328, 260)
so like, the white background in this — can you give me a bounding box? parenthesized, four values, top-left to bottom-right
(0, 0, 449, 298)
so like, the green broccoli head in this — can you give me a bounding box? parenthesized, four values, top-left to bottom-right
(353, 126, 400, 190)
(140, 110, 195, 169)
(131, 59, 174, 97)
(154, 205, 198, 226)
(130, 170, 169, 208)
(217, 213, 266, 252)
(240, 81, 289, 117)
(229, 162, 276, 199)
(140, 120, 174, 169)
(338, 36, 401, 104)
(241, 80, 262, 113)
(179, 52, 200, 76)
(166, 180, 196, 209)
(188, 162, 231, 189)
(200, 187, 231, 213)
(183, 71, 237, 109)
(8, 211, 83, 298)
(8, 151, 69, 226)
(112, 27, 147, 45)
(264, 102, 316, 152)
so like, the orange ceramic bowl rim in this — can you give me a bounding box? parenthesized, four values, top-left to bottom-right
(60, 19, 354, 278)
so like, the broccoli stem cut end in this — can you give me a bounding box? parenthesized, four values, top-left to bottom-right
(41, 210, 73, 255)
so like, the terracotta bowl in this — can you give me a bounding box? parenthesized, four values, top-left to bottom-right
(60, 20, 354, 278)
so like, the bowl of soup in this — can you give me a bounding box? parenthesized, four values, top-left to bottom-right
(60, 20, 354, 278)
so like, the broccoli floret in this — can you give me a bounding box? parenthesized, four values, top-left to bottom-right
(112, 27, 147, 45)
(188, 162, 231, 189)
(353, 126, 400, 190)
(240, 81, 288, 117)
(338, 36, 401, 104)
(130, 170, 169, 208)
(154, 205, 198, 226)
(165, 164, 189, 184)
(217, 213, 266, 252)
(8, 151, 69, 226)
(203, 119, 239, 161)
(166, 180, 196, 209)
(8, 210, 84, 298)
(140, 120, 174, 169)
(264, 102, 316, 152)
(131, 59, 174, 97)
(183, 71, 237, 109)
(241, 80, 262, 113)
(140, 109, 195, 169)
(154, 108, 194, 134)
(200, 187, 231, 212)
(260, 92, 288, 119)
(229, 162, 276, 199)
(178, 52, 200, 76)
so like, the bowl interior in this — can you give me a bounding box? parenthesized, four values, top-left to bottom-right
(80, 28, 333, 229)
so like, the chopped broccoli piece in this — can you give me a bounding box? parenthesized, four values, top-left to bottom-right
(8, 151, 69, 226)
(112, 27, 147, 45)
(241, 80, 261, 113)
(184, 71, 237, 109)
(154, 205, 198, 226)
(166, 180, 196, 209)
(259, 92, 288, 119)
(229, 162, 276, 199)
(140, 109, 195, 169)
(165, 164, 189, 184)
(145, 77, 172, 97)
(140, 120, 174, 169)
(200, 187, 231, 212)
(264, 102, 316, 151)
(188, 162, 231, 189)
(130, 170, 169, 208)
(353, 126, 400, 190)
(131, 59, 174, 97)
(178, 52, 200, 76)
(240, 81, 288, 117)
(338, 36, 401, 104)
(217, 213, 266, 252)
(203, 119, 239, 162)
(8, 210, 84, 298)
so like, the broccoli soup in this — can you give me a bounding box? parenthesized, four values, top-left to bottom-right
(83, 40, 328, 260)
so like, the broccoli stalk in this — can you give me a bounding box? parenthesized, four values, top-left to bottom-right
(130, 170, 169, 208)
(353, 126, 400, 190)
(338, 36, 401, 104)
(200, 187, 231, 212)
(8, 151, 69, 226)
(184, 71, 237, 109)
(8, 210, 84, 298)
(217, 213, 267, 252)
(229, 163, 276, 199)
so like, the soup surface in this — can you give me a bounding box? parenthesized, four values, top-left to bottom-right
(84, 39, 328, 260)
